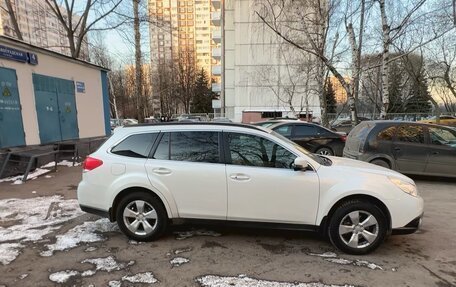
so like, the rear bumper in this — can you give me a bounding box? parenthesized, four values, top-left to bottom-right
(392, 214, 423, 235)
(80, 204, 114, 221)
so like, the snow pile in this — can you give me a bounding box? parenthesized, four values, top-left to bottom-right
(49, 270, 79, 283)
(308, 252, 383, 270)
(41, 160, 81, 168)
(196, 275, 355, 287)
(81, 256, 134, 272)
(0, 196, 84, 265)
(170, 257, 190, 267)
(0, 168, 51, 183)
(108, 281, 122, 287)
(41, 218, 118, 256)
(0, 243, 24, 265)
(122, 272, 158, 284)
(175, 229, 221, 240)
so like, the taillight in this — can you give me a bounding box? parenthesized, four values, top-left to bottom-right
(83, 157, 103, 172)
(340, 135, 347, 142)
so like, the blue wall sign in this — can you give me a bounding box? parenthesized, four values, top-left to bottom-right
(0, 45, 28, 63)
(76, 81, 85, 93)
(27, 52, 38, 65)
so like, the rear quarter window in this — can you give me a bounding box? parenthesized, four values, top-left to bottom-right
(111, 133, 158, 158)
(376, 126, 396, 141)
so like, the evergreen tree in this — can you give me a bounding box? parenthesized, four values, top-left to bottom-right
(324, 79, 337, 114)
(387, 61, 404, 113)
(405, 72, 432, 113)
(191, 69, 214, 113)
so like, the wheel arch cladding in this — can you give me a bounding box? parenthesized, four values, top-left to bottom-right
(111, 186, 172, 221)
(319, 194, 392, 235)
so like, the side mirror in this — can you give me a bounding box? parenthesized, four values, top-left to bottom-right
(293, 157, 309, 171)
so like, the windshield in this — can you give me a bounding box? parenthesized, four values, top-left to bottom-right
(269, 130, 327, 165)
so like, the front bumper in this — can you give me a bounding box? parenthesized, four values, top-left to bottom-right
(392, 214, 423, 235)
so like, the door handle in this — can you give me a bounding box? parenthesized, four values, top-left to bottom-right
(394, 147, 401, 151)
(152, 167, 172, 175)
(229, 174, 250, 181)
(432, 151, 439, 155)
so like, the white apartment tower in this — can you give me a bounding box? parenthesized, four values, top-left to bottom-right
(221, 0, 320, 122)
(0, 0, 88, 59)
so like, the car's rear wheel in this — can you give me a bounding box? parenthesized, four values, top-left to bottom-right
(316, 147, 334, 156)
(370, 159, 390, 169)
(328, 200, 387, 255)
(116, 192, 168, 241)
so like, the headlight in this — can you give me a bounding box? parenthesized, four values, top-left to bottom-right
(389, 177, 418, 197)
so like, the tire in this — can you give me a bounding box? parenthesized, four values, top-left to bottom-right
(370, 159, 390, 169)
(116, 191, 168, 242)
(315, 147, 334, 156)
(328, 200, 387, 255)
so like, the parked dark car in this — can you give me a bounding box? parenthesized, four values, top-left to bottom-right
(330, 117, 370, 134)
(343, 121, 456, 178)
(265, 121, 346, 156)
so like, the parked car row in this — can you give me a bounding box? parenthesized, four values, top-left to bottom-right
(254, 119, 455, 178)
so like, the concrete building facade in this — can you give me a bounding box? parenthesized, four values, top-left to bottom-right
(0, 36, 109, 149)
(221, 0, 321, 122)
(0, 0, 89, 59)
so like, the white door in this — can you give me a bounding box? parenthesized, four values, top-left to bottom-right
(225, 132, 320, 225)
(145, 131, 227, 219)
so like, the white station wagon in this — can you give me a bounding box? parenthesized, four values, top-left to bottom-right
(77, 123, 423, 254)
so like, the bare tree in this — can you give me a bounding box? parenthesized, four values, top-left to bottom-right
(1, 0, 22, 40)
(44, 0, 123, 59)
(176, 52, 198, 114)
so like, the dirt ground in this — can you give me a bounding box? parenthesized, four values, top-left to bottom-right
(0, 166, 455, 287)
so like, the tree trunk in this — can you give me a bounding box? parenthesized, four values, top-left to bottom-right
(379, 0, 390, 119)
(5, 0, 22, 40)
(133, 0, 144, 122)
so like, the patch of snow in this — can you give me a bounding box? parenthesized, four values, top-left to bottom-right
(0, 243, 24, 265)
(122, 272, 158, 284)
(41, 160, 80, 168)
(41, 218, 118, 256)
(174, 247, 192, 254)
(308, 251, 382, 270)
(32, 191, 37, 194)
(196, 275, 355, 287)
(81, 256, 133, 272)
(0, 196, 83, 265)
(324, 258, 383, 270)
(108, 281, 122, 287)
(128, 240, 142, 245)
(82, 270, 96, 277)
(175, 229, 221, 240)
(49, 270, 79, 283)
(19, 273, 29, 280)
(45, 175, 53, 179)
(85, 246, 98, 252)
(170, 257, 190, 267)
(0, 168, 51, 184)
(308, 252, 337, 258)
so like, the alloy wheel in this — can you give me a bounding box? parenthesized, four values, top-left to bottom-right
(123, 200, 158, 236)
(338, 210, 379, 249)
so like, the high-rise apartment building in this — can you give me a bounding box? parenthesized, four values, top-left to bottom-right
(149, 0, 216, 74)
(0, 0, 88, 59)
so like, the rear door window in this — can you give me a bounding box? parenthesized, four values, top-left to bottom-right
(429, 127, 456, 148)
(111, 133, 158, 158)
(293, 125, 317, 137)
(152, 131, 220, 163)
(396, 125, 425, 144)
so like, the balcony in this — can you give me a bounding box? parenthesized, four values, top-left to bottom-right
(212, 65, 222, 76)
(211, 0, 221, 9)
(211, 11, 221, 25)
(212, 83, 221, 92)
(212, 30, 221, 44)
(212, 47, 221, 59)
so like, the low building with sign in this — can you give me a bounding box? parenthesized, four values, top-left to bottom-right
(0, 36, 110, 149)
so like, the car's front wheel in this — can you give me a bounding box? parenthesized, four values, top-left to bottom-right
(315, 147, 334, 156)
(328, 200, 387, 255)
(116, 192, 168, 241)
